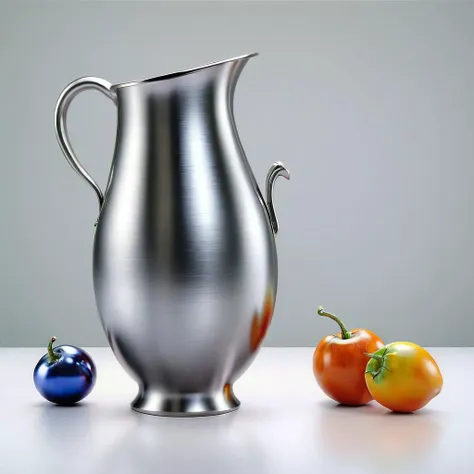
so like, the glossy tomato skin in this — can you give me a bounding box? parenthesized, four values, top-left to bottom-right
(365, 342, 443, 413)
(313, 329, 384, 406)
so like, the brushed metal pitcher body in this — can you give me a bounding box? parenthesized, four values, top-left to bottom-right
(54, 53, 289, 416)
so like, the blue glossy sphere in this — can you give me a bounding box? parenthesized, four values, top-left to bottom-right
(33, 342, 96, 405)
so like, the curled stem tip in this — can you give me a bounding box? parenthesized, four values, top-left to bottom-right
(317, 306, 352, 340)
(47, 336, 61, 364)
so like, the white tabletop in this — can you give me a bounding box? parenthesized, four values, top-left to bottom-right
(0, 347, 471, 474)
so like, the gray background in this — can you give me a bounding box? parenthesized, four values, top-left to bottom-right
(1, 1, 473, 347)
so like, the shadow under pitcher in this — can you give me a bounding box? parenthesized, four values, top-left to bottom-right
(54, 53, 289, 416)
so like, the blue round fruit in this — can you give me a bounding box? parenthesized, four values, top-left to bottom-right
(33, 337, 96, 405)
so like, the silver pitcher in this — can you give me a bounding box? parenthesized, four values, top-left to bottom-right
(54, 53, 289, 416)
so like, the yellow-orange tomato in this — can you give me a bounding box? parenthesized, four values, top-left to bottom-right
(365, 342, 443, 413)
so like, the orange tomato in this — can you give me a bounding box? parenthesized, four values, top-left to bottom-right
(365, 342, 443, 413)
(313, 306, 384, 406)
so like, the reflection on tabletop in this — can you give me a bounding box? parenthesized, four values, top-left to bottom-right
(37, 402, 93, 443)
(96, 410, 270, 474)
(34, 402, 269, 473)
(29, 368, 444, 474)
(317, 400, 442, 472)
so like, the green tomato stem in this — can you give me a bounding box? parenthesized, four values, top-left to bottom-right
(47, 336, 61, 364)
(317, 306, 352, 340)
(364, 352, 383, 360)
(365, 348, 389, 379)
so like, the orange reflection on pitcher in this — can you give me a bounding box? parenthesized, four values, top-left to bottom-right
(250, 291, 275, 352)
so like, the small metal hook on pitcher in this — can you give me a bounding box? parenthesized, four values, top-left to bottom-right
(265, 161, 290, 235)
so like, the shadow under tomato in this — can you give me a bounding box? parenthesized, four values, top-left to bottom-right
(35, 401, 93, 439)
(316, 400, 442, 471)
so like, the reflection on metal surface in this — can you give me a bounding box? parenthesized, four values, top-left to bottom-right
(250, 290, 275, 353)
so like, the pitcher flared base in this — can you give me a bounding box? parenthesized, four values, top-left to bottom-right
(131, 385, 240, 417)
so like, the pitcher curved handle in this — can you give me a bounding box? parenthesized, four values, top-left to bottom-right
(54, 77, 117, 222)
(265, 161, 290, 235)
